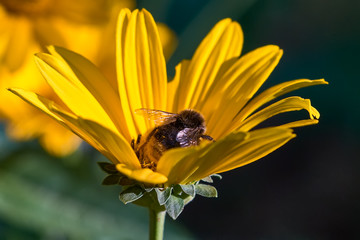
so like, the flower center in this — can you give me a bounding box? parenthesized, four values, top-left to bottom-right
(1, 0, 52, 16)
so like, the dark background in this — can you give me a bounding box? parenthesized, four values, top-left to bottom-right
(1, 0, 359, 239)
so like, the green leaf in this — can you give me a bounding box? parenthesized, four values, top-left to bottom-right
(97, 162, 118, 174)
(180, 184, 195, 197)
(165, 195, 185, 220)
(119, 185, 144, 204)
(195, 184, 218, 198)
(101, 174, 121, 185)
(155, 187, 172, 205)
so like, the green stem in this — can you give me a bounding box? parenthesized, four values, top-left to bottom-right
(148, 208, 166, 240)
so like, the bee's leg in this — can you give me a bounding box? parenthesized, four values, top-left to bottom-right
(201, 135, 215, 142)
(136, 134, 142, 145)
(131, 139, 135, 150)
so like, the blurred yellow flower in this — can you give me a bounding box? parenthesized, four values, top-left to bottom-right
(0, 1, 176, 156)
(10, 9, 327, 186)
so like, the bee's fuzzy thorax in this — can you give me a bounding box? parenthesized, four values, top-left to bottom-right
(178, 109, 205, 129)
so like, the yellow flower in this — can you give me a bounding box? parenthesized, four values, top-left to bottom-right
(9, 9, 327, 186)
(0, 1, 176, 156)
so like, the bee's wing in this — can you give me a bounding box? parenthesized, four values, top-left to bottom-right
(176, 128, 200, 147)
(135, 108, 177, 126)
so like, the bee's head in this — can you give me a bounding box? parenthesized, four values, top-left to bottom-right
(178, 110, 206, 131)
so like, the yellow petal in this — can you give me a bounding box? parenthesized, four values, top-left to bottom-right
(116, 9, 168, 138)
(157, 128, 295, 185)
(156, 146, 204, 186)
(8, 88, 63, 122)
(239, 97, 320, 132)
(116, 164, 168, 185)
(52, 109, 140, 169)
(175, 18, 243, 111)
(9, 88, 105, 154)
(277, 119, 319, 128)
(157, 131, 248, 185)
(34, 48, 120, 136)
(207, 128, 295, 175)
(202, 45, 283, 138)
(46, 46, 131, 140)
(199, 45, 281, 109)
(234, 79, 328, 125)
(9, 88, 140, 168)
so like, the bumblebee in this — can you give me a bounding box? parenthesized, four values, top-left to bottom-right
(133, 109, 214, 170)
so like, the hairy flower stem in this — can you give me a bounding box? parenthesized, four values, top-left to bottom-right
(149, 208, 166, 240)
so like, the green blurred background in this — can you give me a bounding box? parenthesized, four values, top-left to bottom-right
(1, 0, 359, 239)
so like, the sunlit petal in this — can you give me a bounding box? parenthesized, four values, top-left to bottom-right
(158, 128, 295, 185)
(46, 46, 131, 140)
(9, 88, 139, 168)
(234, 78, 328, 125)
(277, 119, 319, 128)
(116, 9, 167, 138)
(175, 18, 243, 111)
(202, 45, 283, 138)
(34, 49, 119, 135)
(8, 88, 105, 152)
(53, 110, 140, 169)
(239, 97, 319, 131)
(205, 128, 295, 175)
(8, 88, 63, 121)
(117, 164, 168, 185)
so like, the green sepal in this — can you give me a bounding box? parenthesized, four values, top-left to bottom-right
(119, 185, 144, 204)
(101, 174, 121, 185)
(132, 190, 165, 212)
(200, 176, 213, 183)
(100, 174, 135, 186)
(195, 184, 218, 198)
(182, 193, 195, 206)
(113, 174, 220, 219)
(144, 187, 154, 193)
(172, 184, 183, 195)
(165, 194, 185, 220)
(211, 174, 222, 180)
(97, 162, 118, 174)
(118, 177, 136, 186)
(201, 174, 222, 183)
(180, 184, 195, 197)
(155, 187, 172, 205)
